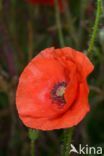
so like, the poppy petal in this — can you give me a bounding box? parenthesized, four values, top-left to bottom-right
(21, 81, 89, 130)
(61, 47, 94, 78)
(16, 47, 94, 130)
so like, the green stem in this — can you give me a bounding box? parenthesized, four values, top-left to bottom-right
(62, 128, 74, 156)
(54, 0, 64, 47)
(30, 140, 35, 156)
(87, 0, 102, 55)
(62, 0, 79, 48)
(78, 0, 88, 48)
(28, 129, 39, 156)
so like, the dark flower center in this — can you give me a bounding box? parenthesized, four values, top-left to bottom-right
(51, 81, 67, 105)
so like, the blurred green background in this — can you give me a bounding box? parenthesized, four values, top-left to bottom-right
(0, 0, 104, 155)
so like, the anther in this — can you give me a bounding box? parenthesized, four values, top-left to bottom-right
(51, 81, 67, 105)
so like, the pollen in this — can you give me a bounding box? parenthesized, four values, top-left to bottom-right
(56, 86, 66, 97)
(51, 81, 67, 104)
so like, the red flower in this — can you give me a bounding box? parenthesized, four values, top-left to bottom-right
(26, 0, 63, 9)
(16, 47, 94, 130)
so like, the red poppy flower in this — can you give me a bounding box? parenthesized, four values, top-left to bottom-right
(16, 47, 94, 130)
(26, 0, 63, 9)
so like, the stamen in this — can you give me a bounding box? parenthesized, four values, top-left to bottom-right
(51, 81, 67, 105)
(56, 86, 66, 97)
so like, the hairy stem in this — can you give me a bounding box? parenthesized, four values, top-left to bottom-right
(28, 129, 39, 156)
(87, 0, 102, 56)
(62, 128, 74, 156)
(30, 140, 35, 156)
